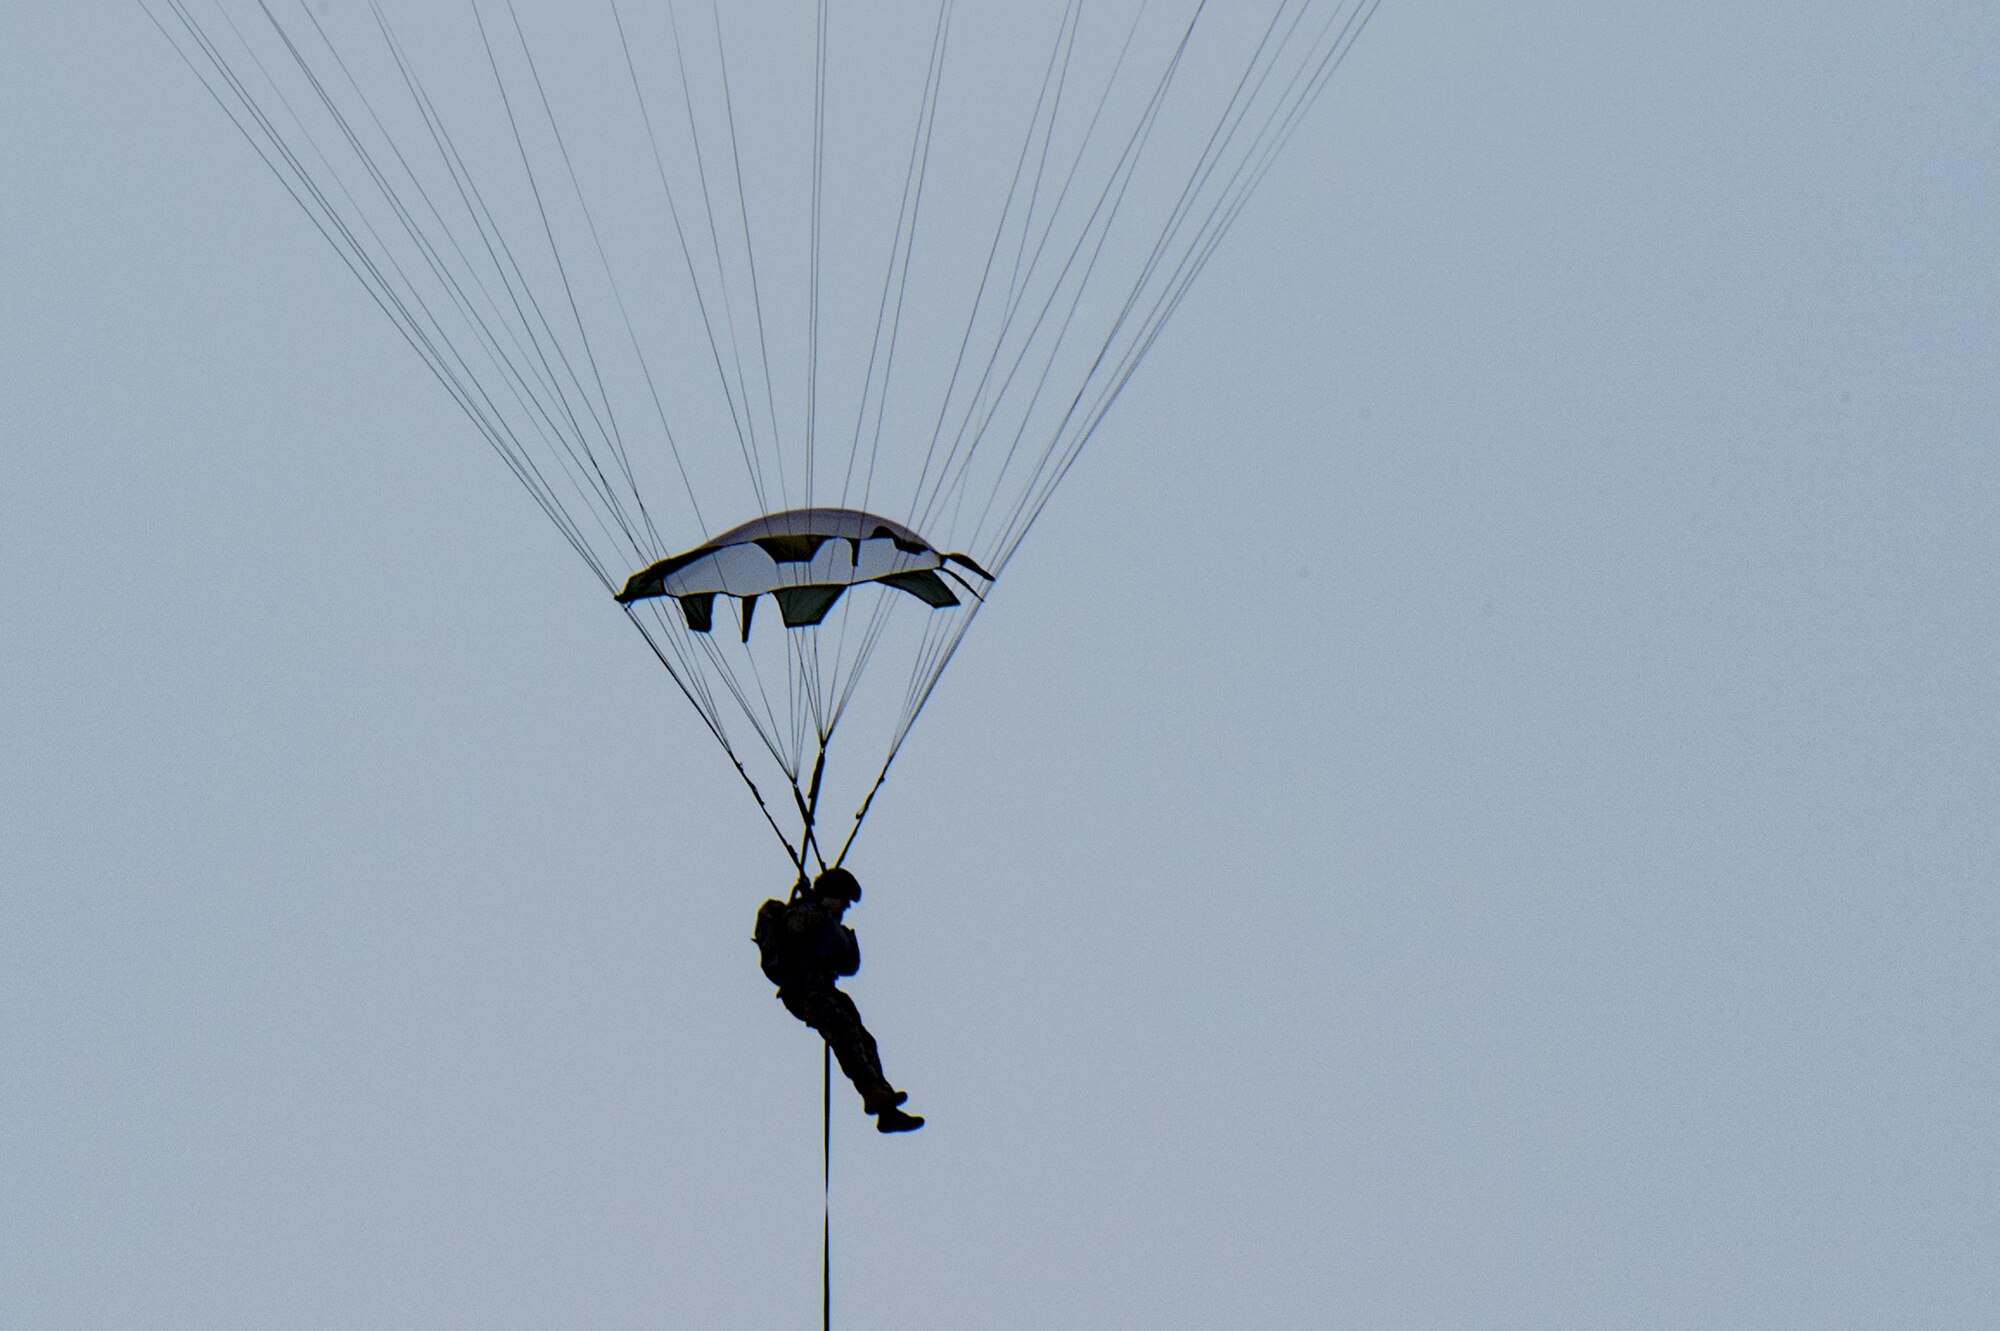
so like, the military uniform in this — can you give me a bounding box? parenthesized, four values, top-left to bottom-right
(755, 873, 921, 1131)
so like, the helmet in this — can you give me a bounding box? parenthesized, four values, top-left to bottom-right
(814, 867, 862, 903)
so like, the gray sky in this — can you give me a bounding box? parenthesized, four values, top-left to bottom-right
(4, 3, 1996, 1328)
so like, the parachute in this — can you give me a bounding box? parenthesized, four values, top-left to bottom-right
(615, 507, 991, 633)
(146, 0, 1382, 869)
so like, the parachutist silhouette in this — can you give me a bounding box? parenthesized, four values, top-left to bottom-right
(755, 868, 923, 1133)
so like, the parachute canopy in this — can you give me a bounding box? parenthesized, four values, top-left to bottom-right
(615, 507, 991, 638)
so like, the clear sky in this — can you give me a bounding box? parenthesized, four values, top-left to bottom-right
(4, 3, 1995, 1327)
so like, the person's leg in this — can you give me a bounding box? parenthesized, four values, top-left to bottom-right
(823, 991, 888, 1091)
(781, 987, 897, 1109)
(818, 992, 921, 1130)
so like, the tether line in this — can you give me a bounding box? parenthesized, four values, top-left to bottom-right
(822, 1040, 832, 1331)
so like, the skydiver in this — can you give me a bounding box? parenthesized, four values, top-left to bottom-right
(754, 867, 924, 1133)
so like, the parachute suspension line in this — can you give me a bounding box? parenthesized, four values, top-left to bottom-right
(363, 10, 626, 533)
(364, 0, 649, 574)
(664, 0, 772, 511)
(822, 586, 904, 746)
(936, 1, 1111, 545)
(913, 0, 1184, 543)
(625, 610, 805, 872)
(788, 629, 813, 777)
(952, 0, 1251, 556)
(955, 1, 1206, 527)
(946, 0, 1380, 574)
(150, 0, 627, 589)
(900, 593, 958, 723)
(831, 557, 1012, 865)
(286, 0, 580, 493)
(827, 599, 955, 867)
(690, 625, 800, 779)
(823, 0, 951, 722)
(827, 606, 998, 867)
(805, 0, 827, 506)
(924, 0, 1144, 535)
(662, 0, 773, 515)
(836, 598, 902, 730)
(999, 1, 1081, 315)
(987, 0, 1386, 575)
(636, 602, 795, 789)
(776, 617, 804, 771)
(795, 623, 834, 771)
(831, 589, 986, 867)
(493, 0, 663, 555)
(840, 0, 954, 522)
(707, 0, 790, 511)
(636, 597, 841, 867)
(470, 0, 654, 563)
(497, 0, 708, 554)
(898, 592, 985, 755)
(288, 2, 648, 579)
(1003, 0, 1370, 567)
(643, 617, 730, 750)
(950, 1, 1236, 551)
(363, 2, 647, 568)
(608, 1, 743, 535)
(798, 617, 845, 760)
(903, 0, 1083, 528)
(795, 630, 818, 772)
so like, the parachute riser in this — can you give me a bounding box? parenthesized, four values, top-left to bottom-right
(791, 743, 831, 875)
(831, 753, 897, 871)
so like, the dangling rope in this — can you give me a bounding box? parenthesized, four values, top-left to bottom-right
(822, 1040, 832, 1331)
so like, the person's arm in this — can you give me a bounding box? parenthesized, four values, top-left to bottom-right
(830, 925, 861, 977)
(786, 900, 834, 937)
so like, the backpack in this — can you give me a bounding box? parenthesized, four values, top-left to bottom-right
(753, 898, 792, 986)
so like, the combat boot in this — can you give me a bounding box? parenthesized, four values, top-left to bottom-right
(875, 1107, 924, 1133)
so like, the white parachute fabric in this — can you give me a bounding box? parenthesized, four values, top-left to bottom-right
(619, 508, 962, 604)
(147, 0, 1381, 863)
